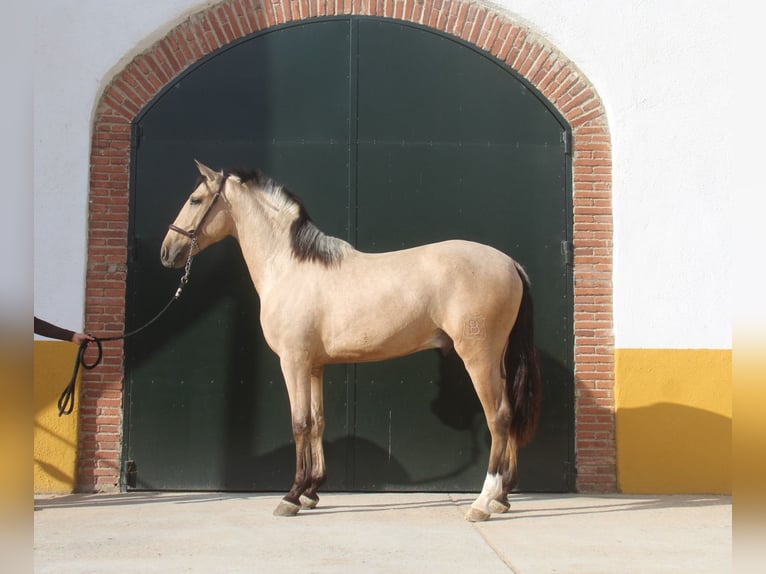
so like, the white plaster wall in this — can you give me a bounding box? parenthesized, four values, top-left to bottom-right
(33, 0, 732, 348)
(33, 0, 211, 335)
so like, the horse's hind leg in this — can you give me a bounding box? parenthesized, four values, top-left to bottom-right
(488, 436, 518, 514)
(460, 351, 512, 522)
(300, 367, 326, 509)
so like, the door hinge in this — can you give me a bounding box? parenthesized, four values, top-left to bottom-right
(561, 240, 574, 267)
(123, 459, 137, 489)
(131, 123, 143, 151)
(562, 130, 572, 156)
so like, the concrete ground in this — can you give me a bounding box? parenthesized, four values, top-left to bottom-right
(34, 492, 731, 573)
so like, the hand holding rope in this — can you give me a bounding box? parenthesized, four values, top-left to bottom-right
(57, 237, 197, 417)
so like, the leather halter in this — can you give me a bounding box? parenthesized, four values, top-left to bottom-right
(168, 175, 228, 239)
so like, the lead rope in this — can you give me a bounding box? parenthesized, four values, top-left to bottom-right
(57, 237, 198, 416)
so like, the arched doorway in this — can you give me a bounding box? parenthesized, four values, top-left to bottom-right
(125, 16, 571, 492)
(83, 3, 614, 494)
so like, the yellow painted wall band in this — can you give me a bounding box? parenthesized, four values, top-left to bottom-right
(615, 348, 731, 494)
(34, 341, 81, 493)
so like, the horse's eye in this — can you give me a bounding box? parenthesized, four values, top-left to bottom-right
(190, 197, 202, 206)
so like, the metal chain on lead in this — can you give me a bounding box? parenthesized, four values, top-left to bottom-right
(176, 235, 197, 297)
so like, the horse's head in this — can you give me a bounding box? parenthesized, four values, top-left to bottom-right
(160, 160, 233, 268)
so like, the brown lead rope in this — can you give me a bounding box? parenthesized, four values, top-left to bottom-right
(57, 237, 198, 416)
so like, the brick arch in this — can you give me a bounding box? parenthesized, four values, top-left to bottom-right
(83, 0, 614, 493)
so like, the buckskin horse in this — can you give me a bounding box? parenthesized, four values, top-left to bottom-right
(161, 160, 542, 521)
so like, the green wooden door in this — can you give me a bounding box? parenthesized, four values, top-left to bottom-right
(125, 17, 573, 492)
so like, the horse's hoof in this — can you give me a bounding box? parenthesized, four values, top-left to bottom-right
(488, 499, 511, 514)
(465, 507, 491, 522)
(273, 500, 301, 517)
(300, 494, 319, 509)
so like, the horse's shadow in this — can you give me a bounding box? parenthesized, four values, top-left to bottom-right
(219, 348, 494, 492)
(213, 435, 412, 492)
(203, 345, 566, 492)
(429, 350, 483, 430)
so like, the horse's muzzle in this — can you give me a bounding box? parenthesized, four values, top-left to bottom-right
(160, 243, 184, 269)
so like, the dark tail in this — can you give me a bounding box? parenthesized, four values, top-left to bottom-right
(505, 262, 542, 446)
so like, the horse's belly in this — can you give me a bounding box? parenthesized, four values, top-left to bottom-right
(323, 320, 449, 364)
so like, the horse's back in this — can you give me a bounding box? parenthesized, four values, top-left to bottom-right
(360, 238, 513, 269)
(337, 239, 520, 302)
(347, 239, 523, 332)
(403, 239, 519, 293)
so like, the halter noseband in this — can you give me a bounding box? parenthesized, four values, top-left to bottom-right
(168, 174, 228, 239)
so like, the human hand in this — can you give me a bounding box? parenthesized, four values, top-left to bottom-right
(71, 332, 95, 345)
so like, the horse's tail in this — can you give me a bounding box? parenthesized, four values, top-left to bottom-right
(505, 262, 542, 446)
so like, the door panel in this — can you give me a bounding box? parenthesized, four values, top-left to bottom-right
(127, 20, 353, 490)
(354, 20, 570, 490)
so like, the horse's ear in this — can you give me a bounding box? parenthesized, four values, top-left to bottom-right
(194, 159, 222, 183)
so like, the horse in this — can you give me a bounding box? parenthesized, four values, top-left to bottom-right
(161, 160, 542, 522)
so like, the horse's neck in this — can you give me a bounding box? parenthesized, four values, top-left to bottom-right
(228, 189, 293, 293)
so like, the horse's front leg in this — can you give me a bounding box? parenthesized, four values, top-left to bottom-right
(273, 359, 313, 517)
(300, 366, 326, 509)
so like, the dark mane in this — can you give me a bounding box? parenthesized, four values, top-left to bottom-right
(228, 168, 269, 187)
(229, 168, 348, 267)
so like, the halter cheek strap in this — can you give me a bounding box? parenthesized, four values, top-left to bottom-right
(168, 175, 228, 240)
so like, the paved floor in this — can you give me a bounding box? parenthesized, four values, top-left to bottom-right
(34, 492, 731, 573)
